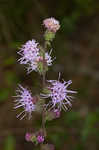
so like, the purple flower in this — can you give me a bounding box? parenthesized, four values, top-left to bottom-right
(43, 17, 60, 32)
(45, 50, 53, 66)
(37, 135, 44, 143)
(25, 133, 32, 142)
(18, 39, 53, 73)
(27, 51, 53, 73)
(14, 85, 37, 120)
(41, 76, 77, 111)
(18, 39, 39, 64)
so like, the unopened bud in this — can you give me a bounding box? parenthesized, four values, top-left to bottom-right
(37, 135, 44, 143)
(45, 109, 60, 121)
(25, 133, 32, 142)
(44, 30, 55, 42)
(43, 17, 60, 33)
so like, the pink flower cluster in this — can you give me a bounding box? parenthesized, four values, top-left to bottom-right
(25, 132, 44, 144)
(43, 17, 60, 32)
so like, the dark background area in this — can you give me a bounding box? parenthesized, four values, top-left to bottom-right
(0, 0, 99, 150)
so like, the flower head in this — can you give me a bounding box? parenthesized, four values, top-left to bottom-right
(43, 17, 60, 33)
(25, 131, 44, 144)
(18, 39, 53, 73)
(25, 133, 32, 142)
(27, 51, 53, 73)
(18, 39, 39, 64)
(41, 76, 77, 111)
(37, 135, 44, 143)
(14, 85, 37, 120)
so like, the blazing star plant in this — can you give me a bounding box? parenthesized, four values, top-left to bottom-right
(14, 17, 77, 150)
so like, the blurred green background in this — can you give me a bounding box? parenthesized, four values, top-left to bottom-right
(0, 0, 99, 149)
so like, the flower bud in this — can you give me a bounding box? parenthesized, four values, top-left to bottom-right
(31, 135, 37, 144)
(25, 132, 37, 143)
(37, 135, 44, 143)
(53, 109, 60, 118)
(45, 109, 60, 121)
(42, 87, 51, 95)
(25, 133, 32, 142)
(44, 30, 55, 42)
(43, 17, 60, 33)
(25, 130, 44, 145)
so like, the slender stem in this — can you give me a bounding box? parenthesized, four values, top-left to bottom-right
(42, 71, 45, 87)
(42, 41, 47, 137)
(42, 41, 47, 86)
(42, 108, 46, 137)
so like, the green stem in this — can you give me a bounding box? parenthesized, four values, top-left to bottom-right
(42, 41, 47, 137)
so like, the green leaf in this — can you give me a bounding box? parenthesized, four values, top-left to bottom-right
(5, 72, 19, 86)
(81, 112, 99, 141)
(64, 111, 80, 126)
(4, 136, 15, 150)
(4, 57, 15, 66)
(0, 88, 9, 102)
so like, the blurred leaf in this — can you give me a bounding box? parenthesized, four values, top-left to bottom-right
(4, 135, 15, 150)
(75, 0, 96, 15)
(64, 111, 80, 126)
(50, 134, 61, 148)
(61, 17, 76, 34)
(4, 57, 15, 66)
(73, 143, 84, 150)
(5, 71, 19, 86)
(49, 131, 68, 149)
(41, 144, 55, 150)
(0, 88, 9, 102)
(10, 42, 22, 49)
(81, 112, 99, 141)
(61, 11, 80, 34)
